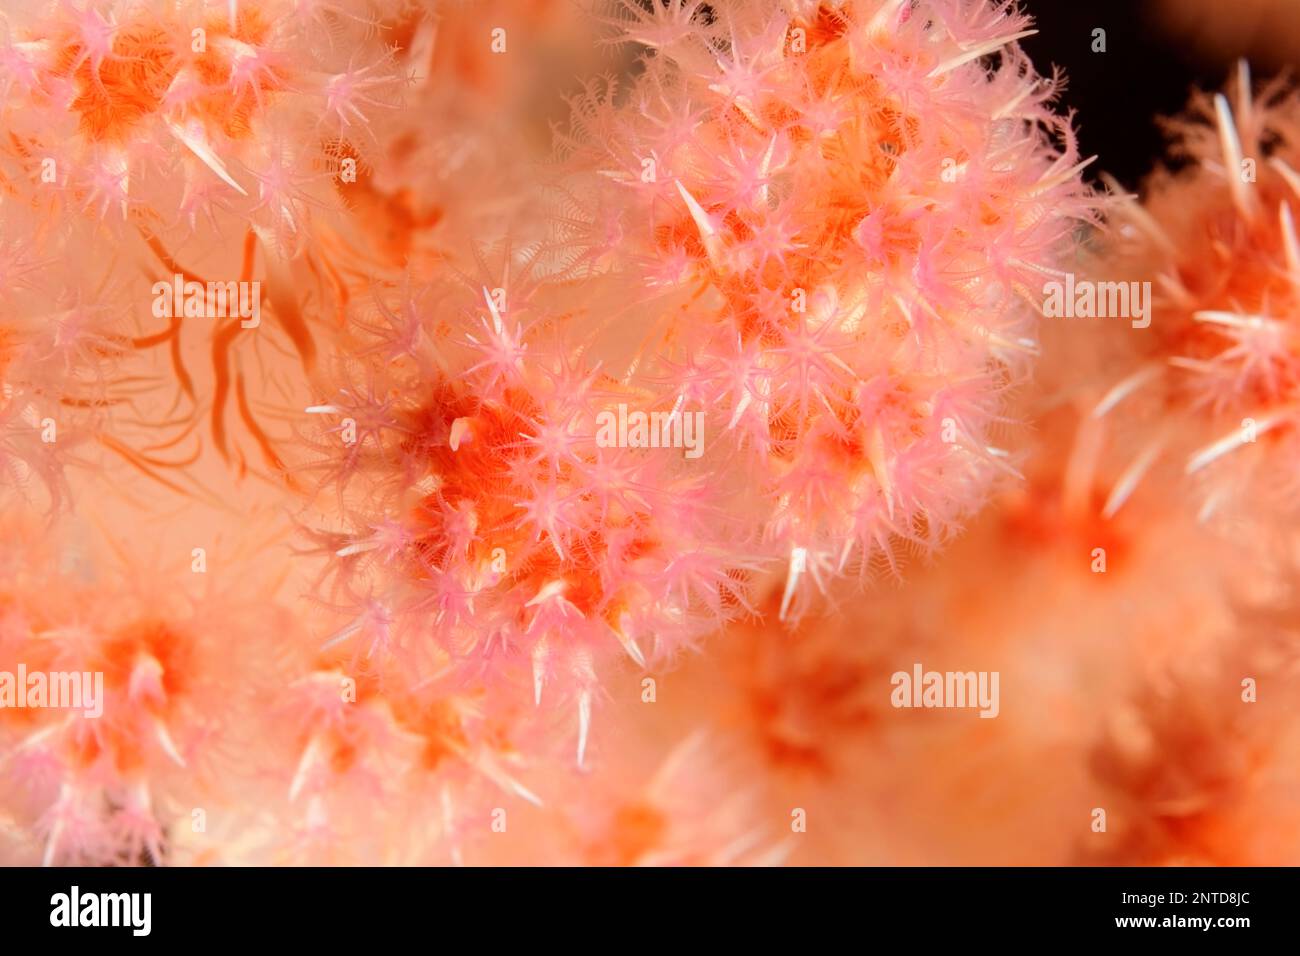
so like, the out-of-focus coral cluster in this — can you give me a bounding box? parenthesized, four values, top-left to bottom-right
(1, 0, 1297, 867)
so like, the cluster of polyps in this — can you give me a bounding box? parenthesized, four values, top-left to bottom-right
(0, 205, 130, 514)
(0, 0, 409, 494)
(1096, 64, 1300, 523)
(304, 0, 1096, 765)
(0, 518, 276, 866)
(1, 0, 1124, 864)
(551, 0, 1095, 613)
(305, 265, 757, 769)
(0, 0, 400, 243)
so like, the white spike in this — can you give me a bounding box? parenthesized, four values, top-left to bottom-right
(525, 579, 568, 608)
(1007, 257, 1072, 280)
(289, 734, 325, 801)
(928, 30, 1037, 78)
(154, 717, 187, 768)
(1236, 59, 1253, 133)
(982, 445, 1023, 481)
(1280, 203, 1300, 288)
(985, 328, 1040, 357)
(1186, 413, 1283, 475)
(448, 417, 471, 451)
(727, 389, 752, 430)
(779, 547, 807, 621)
(334, 539, 379, 558)
(1214, 94, 1258, 219)
(675, 180, 724, 269)
(1166, 356, 1216, 375)
(482, 286, 503, 334)
(320, 616, 364, 650)
(167, 120, 248, 196)
(43, 822, 62, 867)
(111, 150, 130, 220)
(1025, 156, 1096, 197)
(1093, 364, 1160, 419)
(1102, 439, 1164, 519)
(484, 751, 550, 810)
(757, 136, 777, 206)
(607, 617, 646, 668)
(866, 0, 907, 34)
(439, 784, 465, 866)
(1193, 309, 1281, 331)
(837, 536, 854, 574)
(511, 781, 542, 807)
(531, 640, 547, 706)
(993, 79, 1038, 120)
(42, 785, 72, 867)
(576, 689, 591, 769)
(1197, 488, 1225, 524)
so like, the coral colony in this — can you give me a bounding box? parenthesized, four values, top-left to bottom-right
(0, 0, 1296, 867)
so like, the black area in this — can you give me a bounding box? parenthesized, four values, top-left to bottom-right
(0, 866, 1291, 943)
(1020, 0, 1229, 193)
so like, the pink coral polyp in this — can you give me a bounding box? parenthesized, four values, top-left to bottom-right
(303, 0, 1096, 760)
(555, 0, 1096, 594)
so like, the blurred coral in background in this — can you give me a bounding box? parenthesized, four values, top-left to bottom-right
(1153, 0, 1300, 73)
(1, 0, 1297, 867)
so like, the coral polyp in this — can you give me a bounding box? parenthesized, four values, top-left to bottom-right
(1097, 64, 1300, 521)
(303, 264, 756, 761)
(0, 0, 401, 240)
(553, 0, 1096, 608)
(298, 0, 1096, 760)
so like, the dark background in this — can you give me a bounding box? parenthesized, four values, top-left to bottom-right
(1021, 0, 1261, 192)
